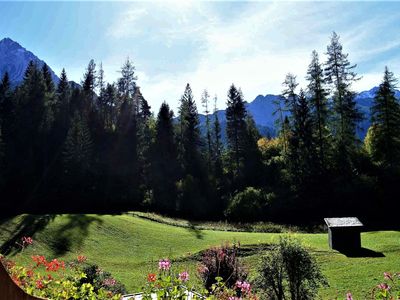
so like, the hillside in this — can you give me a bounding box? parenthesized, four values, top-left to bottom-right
(0, 214, 399, 298)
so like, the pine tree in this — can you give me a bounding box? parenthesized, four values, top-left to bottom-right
(324, 32, 362, 171)
(81, 59, 97, 114)
(103, 83, 117, 129)
(370, 67, 400, 167)
(56, 68, 71, 131)
(212, 96, 223, 172)
(63, 111, 93, 174)
(306, 50, 330, 171)
(288, 89, 316, 183)
(42, 63, 55, 93)
(0, 72, 13, 138)
(272, 95, 289, 155)
(178, 83, 206, 217)
(117, 58, 137, 102)
(282, 73, 299, 119)
(151, 102, 180, 213)
(226, 84, 247, 177)
(114, 97, 139, 206)
(178, 83, 202, 176)
(201, 89, 212, 169)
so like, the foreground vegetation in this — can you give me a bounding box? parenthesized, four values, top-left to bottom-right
(1, 214, 399, 299)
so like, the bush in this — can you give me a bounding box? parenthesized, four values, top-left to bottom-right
(255, 237, 328, 300)
(225, 187, 267, 221)
(198, 243, 247, 290)
(80, 263, 127, 295)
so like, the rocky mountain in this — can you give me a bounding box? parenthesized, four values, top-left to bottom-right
(0, 37, 59, 85)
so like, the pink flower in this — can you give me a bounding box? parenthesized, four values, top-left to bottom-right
(103, 278, 117, 286)
(346, 292, 353, 300)
(384, 272, 392, 281)
(158, 259, 171, 271)
(377, 283, 390, 290)
(236, 280, 251, 294)
(179, 271, 189, 282)
(21, 237, 33, 247)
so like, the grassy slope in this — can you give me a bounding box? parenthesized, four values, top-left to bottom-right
(0, 214, 398, 299)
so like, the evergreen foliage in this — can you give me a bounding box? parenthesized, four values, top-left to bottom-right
(369, 67, 400, 167)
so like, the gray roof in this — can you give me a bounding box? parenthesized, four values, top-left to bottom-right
(324, 217, 363, 228)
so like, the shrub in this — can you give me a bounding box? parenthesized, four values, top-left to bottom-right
(0, 254, 121, 299)
(225, 187, 267, 221)
(255, 237, 328, 300)
(80, 263, 127, 295)
(198, 243, 247, 290)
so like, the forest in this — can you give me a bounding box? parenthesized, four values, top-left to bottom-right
(0, 32, 399, 225)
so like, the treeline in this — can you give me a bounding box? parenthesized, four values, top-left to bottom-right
(0, 32, 399, 224)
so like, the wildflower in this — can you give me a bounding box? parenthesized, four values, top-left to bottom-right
(77, 255, 87, 263)
(147, 273, 157, 282)
(346, 292, 353, 300)
(46, 259, 65, 271)
(103, 278, 117, 286)
(197, 265, 209, 274)
(236, 280, 251, 294)
(32, 255, 47, 266)
(377, 283, 390, 290)
(217, 249, 226, 261)
(158, 259, 171, 271)
(179, 271, 189, 282)
(47, 274, 53, 281)
(21, 236, 33, 247)
(27, 269, 34, 278)
(35, 279, 45, 289)
(384, 272, 392, 281)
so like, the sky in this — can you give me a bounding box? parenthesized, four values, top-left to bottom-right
(1, 1, 400, 112)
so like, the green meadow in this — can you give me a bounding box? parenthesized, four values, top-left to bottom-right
(0, 214, 398, 299)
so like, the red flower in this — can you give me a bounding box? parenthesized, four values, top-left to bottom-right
(147, 273, 157, 282)
(32, 255, 47, 266)
(35, 279, 44, 289)
(45, 259, 65, 272)
(77, 255, 87, 263)
(27, 269, 34, 278)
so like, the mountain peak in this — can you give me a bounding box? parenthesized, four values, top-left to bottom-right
(0, 37, 59, 84)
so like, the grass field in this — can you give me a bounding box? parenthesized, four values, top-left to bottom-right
(0, 213, 398, 299)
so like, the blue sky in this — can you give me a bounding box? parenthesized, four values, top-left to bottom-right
(1, 1, 400, 111)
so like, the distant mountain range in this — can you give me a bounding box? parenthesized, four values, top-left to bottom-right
(1, 37, 400, 140)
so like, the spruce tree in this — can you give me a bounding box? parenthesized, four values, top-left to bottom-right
(370, 67, 400, 167)
(56, 68, 71, 132)
(117, 58, 137, 102)
(178, 83, 202, 176)
(201, 89, 212, 169)
(226, 84, 247, 177)
(151, 102, 180, 213)
(288, 89, 316, 183)
(306, 50, 330, 171)
(178, 83, 206, 217)
(324, 32, 362, 172)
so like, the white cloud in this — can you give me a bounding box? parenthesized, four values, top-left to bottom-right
(103, 1, 400, 112)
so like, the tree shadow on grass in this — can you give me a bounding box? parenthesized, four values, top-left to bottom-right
(0, 214, 57, 255)
(48, 214, 103, 256)
(337, 247, 385, 258)
(187, 222, 204, 240)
